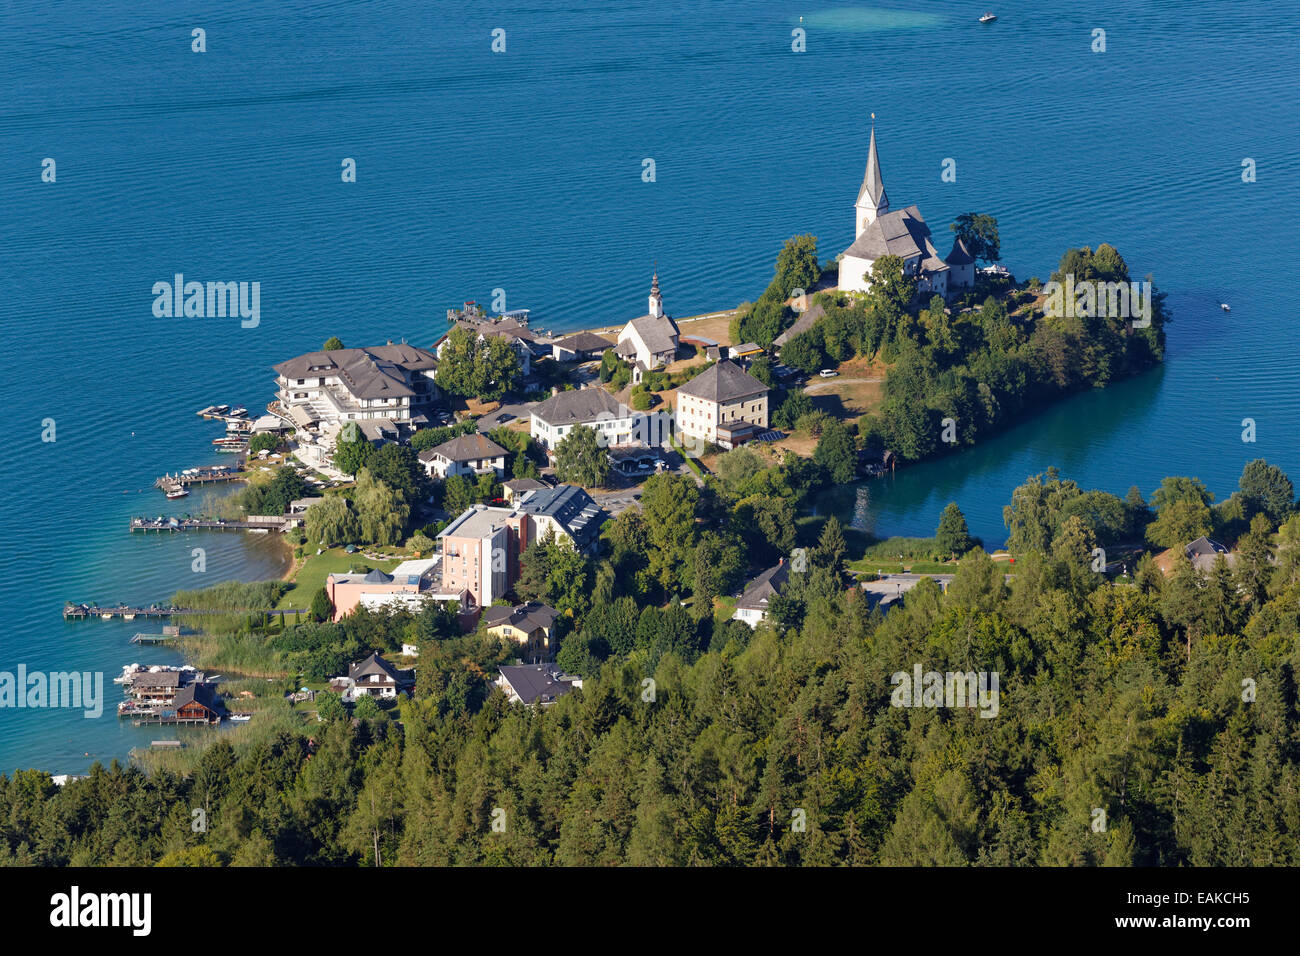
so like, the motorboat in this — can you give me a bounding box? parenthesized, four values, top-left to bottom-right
(979, 12, 997, 22)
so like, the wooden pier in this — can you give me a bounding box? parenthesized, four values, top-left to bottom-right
(130, 516, 287, 533)
(155, 467, 241, 491)
(66, 602, 304, 621)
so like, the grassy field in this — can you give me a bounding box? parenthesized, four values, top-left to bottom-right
(848, 560, 956, 576)
(276, 547, 402, 610)
(802, 355, 887, 418)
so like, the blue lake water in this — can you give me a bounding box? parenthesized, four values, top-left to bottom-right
(2, 0, 1298, 772)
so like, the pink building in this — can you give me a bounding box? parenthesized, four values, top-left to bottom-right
(325, 558, 446, 622)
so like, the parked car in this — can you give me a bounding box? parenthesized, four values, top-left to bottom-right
(819, 369, 839, 378)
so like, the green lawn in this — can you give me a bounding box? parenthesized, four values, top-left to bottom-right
(848, 559, 957, 576)
(276, 548, 402, 610)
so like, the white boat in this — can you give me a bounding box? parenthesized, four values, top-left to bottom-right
(231, 406, 248, 417)
(166, 488, 190, 499)
(1220, 303, 1231, 312)
(979, 12, 997, 22)
(228, 714, 252, 722)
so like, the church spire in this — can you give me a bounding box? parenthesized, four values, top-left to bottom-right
(648, 267, 663, 318)
(854, 117, 889, 236)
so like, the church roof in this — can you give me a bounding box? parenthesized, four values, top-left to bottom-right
(842, 205, 939, 264)
(946, 236, 976, 265)
(624, 314, 679, 355)
(855, 127, 888, 210)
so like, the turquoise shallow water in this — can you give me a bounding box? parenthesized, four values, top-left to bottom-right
(2, 0, 1298, 771)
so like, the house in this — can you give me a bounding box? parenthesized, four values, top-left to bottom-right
(272, 343, 440, 434)
(1156, 536, 1237, 576)
(333, 652, 414, 700)
(530, 387, 637, 451)
(326, 558, 453, 621)
(284, 497, 324, 529)
(170, 682, 224, 723)
(836, 127, 974, 297)
(496, 664, 583, 706)
(434, 313, 540, 376)
(551, 332, 613, 363)
(615, 272, 680, 376)
(675, 359, 769, 448)
(514, 483, 606, 553)
(733, 561, 790, 628)
(482, 602, 559, 660)
(127, 669, 190, 703)
(502, 477, 550, 505)
(418, 433, 508, 479)
(728, 343, 764, 360)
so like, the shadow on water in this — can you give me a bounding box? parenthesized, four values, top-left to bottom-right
(816, 365, 1168, 546)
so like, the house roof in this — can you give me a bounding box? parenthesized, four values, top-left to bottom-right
(736, 561, 790, 611)
(438, 504, 514, 541)
(444, 318, 539, 347)
(499, 664, 580, 705)
(677, 359, 768, 405)
(856, 126, 888, 209)
(517, 484, 605, 550)
(1186, 536, 1226, 559)
(329, 567, 395, 586)
(349, 652, 403, 683)
(503, 478, 549, 493)
(131, 671, 184, 689)
(623, 314, 679, 355)
(772, 303, 825, 347)
(422, 433, 508, 464)
(946, 236, 976, 265)
(173, 681, 221, 713)
(483, 601, 559, 634)
(841, 206, 947, 272)
(273, 345, 436, 400)
(531, 387, 626, 427)
(554, 332, 613, 353)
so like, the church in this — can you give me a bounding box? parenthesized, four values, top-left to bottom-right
(837, 127, 975, 297)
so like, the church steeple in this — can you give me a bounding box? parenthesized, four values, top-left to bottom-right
(648, 268, 663, 318)
(855, 120, 889, 236)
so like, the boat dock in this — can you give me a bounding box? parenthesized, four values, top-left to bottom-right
(66, 602, 304, 620)
(130, 515, 287, 533)
(66, 603, 190, 620)
(154, 466, 241, 496)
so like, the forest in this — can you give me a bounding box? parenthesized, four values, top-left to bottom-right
(2, 457, 1297, 867)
